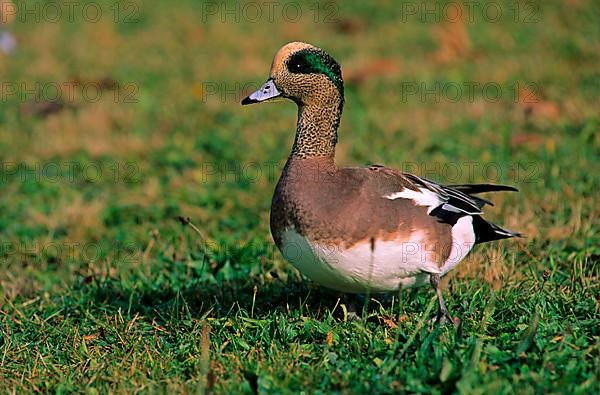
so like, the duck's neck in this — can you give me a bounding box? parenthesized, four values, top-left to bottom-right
(290, 97, 343, 160)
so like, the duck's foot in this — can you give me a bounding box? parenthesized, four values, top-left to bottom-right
(430, 308, 459, 326)
(340, 293, 364, 321)
(346, 310, 361, 321)
(429, 273, 460, 327)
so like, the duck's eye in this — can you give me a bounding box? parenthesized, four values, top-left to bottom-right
(291, 61, 306, 72)
(288, 54, 310, 73)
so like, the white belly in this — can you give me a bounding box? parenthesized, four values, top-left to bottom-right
(279, 219, 475, 293)
(280, 229, 431, 292)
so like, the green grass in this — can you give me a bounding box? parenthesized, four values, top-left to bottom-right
(1, 0, 599, 393)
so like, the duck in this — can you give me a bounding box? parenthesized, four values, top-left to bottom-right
(241, 42, 520, 324)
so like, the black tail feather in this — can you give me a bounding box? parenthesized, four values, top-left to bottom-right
(449, 184, 518, 207)
(472, 215, 522, 244)
(450, 184, 518, 194)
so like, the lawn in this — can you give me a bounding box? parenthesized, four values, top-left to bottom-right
(0, 0, 598, 393)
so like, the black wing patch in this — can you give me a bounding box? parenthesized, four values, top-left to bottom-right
(401, 175, 520, 232)
(403, 174, 483, 216)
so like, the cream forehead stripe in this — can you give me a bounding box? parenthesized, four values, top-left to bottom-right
(270, 42, 318, 76)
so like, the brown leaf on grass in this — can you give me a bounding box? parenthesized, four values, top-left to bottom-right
(433, 6, 471, 64)
(20, 75, 120, 119)
(563, 0, 584, 7)
(332, 17, 365, 35)
(83, 333, 99, 342)
(381, 316, 398, 329)
(343, 59, 401, 86)
(20, 100, 65, 118)
(510, 133, 544, 149)
(326, 331, 334, 346)
(67, 75, 119, 90)
(523, 101, 561, 120)
(517, 85, 561, 120)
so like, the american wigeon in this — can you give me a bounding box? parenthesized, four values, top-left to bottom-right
(242, 42, 520, 323)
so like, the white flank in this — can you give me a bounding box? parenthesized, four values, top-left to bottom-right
(440, 216, 476, 275)
(280, 228, 442, 293)
(384, 188, 442, 214)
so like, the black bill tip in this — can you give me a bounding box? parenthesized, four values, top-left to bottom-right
(241, 96, 257, 105)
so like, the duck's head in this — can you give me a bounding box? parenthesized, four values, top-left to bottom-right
(242, 42, 344, 108)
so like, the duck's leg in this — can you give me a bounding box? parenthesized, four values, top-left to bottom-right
(343, 293, 366, 321)
(430, 273, 455, 325)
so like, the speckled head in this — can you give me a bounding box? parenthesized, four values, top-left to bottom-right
(241, 42, 344, 108)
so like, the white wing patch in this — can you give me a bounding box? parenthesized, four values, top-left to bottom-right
(384, 188, 443, 214)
